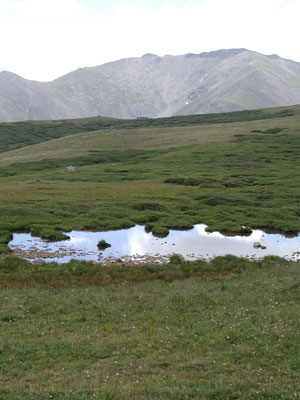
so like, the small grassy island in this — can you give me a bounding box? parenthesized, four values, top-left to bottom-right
(97, 239, 111, 250)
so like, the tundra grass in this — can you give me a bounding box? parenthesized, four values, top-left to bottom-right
(1, 107, 300, 399)
(1, 108, 300, 251)
(1, 105, 299, 154)
(1, 256, 300, 399)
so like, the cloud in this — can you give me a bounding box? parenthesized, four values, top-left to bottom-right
(0, 0, 94, 80)
(26, 0, 86, 17)
(118, 0, 299, 62)
(1, 0, 86, 17)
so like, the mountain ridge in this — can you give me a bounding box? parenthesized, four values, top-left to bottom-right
(1, 48, 300, 122)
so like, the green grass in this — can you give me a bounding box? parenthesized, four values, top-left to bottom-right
(1, 256, 300, 398)
(1, 106, 300, 398)
(0, 105, 299, 154)
(1, 105, 300, 251)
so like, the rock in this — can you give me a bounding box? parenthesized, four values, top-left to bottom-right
(253, 242, 262, 249)
(261, 245, 267, 250)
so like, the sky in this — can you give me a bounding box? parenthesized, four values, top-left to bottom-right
(0, 0, 299, 81)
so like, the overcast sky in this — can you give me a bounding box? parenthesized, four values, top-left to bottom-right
(0, 0, 299, 81)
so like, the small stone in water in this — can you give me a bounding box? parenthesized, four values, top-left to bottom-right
(253, 242, 262, 249)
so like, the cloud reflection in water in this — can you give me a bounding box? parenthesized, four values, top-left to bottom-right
(8, 224, 300, 263)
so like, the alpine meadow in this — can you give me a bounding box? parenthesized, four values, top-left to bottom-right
(1, 103, 300, 399)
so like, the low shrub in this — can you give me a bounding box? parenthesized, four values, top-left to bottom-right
(0, 244, 11, 254)
(0, 255, 30, 272)
(132, 202, 166, 211)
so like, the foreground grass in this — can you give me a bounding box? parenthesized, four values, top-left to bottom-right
(1, 256, 300, 399)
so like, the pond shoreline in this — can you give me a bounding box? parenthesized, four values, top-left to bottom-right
(8, 224, 300, 264)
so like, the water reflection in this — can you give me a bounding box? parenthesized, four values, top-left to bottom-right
(8, 224, 300, 264)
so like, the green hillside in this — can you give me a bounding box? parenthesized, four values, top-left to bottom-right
(0, 105, 298, 154)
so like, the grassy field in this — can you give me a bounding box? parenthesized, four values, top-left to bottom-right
(1, 255, 300, 399)
(1, 105, 300, 252)
(1, 106, 300, 398)
(0, 106, 297, 155)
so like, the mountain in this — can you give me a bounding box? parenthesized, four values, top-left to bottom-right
(1, 49, 300, 122)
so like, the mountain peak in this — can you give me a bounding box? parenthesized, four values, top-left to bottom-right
(1, 49, 300, 122)
(142, 53, 158, 58)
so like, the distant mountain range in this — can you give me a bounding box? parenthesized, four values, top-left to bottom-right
(1, 48, 300, 122)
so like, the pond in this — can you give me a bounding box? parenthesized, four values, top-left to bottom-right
(8, 224, 300, 264)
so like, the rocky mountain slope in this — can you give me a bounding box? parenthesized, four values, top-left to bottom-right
(1, 49, 300, 122)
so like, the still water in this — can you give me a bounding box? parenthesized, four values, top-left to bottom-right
(8, 224, 300, 264)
